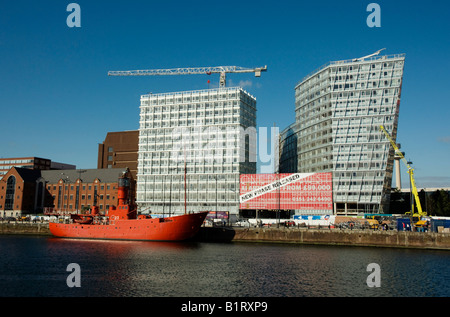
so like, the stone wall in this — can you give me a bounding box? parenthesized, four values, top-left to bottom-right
(0, 222, 50, 235)
(232, 227, 450, 250)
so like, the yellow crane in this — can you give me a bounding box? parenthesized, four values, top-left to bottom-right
(379, 125, 427, 227)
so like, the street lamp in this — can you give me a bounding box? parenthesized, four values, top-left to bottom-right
(76, 170, 86, 213)
(210, 175, 223, 224)
(227, 186, 239, 227)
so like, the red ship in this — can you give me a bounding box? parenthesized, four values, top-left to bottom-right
(49, 175, 208, 241)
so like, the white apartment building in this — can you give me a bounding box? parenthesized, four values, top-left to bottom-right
(136, 87, 257, 217)
(295, 53, 405, 214)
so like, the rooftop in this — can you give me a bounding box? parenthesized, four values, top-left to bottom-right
(296, 53, 406, 88)
(140, 86, 255, 100)
(41, 168, 130, 183)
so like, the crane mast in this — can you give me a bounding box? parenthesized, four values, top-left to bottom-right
(108, 65, 267, 87)
(379, 125, 425, 217)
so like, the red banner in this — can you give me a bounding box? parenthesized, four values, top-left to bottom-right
(239, 173, 333, 211)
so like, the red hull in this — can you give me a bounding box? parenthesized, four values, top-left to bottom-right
(49, 212, 208, 242)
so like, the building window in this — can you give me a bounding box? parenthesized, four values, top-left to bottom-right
(75, 186, 79, 211)
(5, 176, 16, 210)
(57, 186, 62, 209)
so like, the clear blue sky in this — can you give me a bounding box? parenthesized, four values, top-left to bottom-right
(0, 0, 449, 188)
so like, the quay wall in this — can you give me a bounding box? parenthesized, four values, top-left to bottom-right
(230, 227, 450, 250)
(0, 222, 50, 235)
(1, 222, 450, 250)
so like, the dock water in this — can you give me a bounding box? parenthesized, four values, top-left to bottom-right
(1, 222, 450, 250)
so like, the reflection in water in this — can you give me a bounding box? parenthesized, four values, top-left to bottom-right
(0, 236, 449, 297)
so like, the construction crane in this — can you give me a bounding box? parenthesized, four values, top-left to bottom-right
(379, 125, 427, 228)
(108, 65, 268, 88)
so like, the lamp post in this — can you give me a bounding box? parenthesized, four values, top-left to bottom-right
(210, 175, 222, 224)
(162, 175, 166, 218)
(216, 176, 218, 221)
(60, 173, 71, 214)
(76, 170, 86, 213)
(227, 186, 239, 227)
(277, 172, 280, 228)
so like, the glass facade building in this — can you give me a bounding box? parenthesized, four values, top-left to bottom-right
(137, 87, 257, 216)
(279, 122, 298, 174)
(295, 53, 405, 214)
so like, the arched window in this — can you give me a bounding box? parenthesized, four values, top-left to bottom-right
(5, 176, 16, 210)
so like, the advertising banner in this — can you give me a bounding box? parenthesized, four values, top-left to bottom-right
(239, 173, 333, 211)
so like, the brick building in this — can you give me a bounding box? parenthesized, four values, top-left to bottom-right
(0, 167, 134, 218)
(97, 131, 139, 179)
(0, 167, 42, 218)
(0, 156, 75, 178)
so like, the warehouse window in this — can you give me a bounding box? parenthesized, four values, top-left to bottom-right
(5, 176, 15, 210)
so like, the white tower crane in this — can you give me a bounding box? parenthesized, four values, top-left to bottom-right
(108, 65, 267, 87)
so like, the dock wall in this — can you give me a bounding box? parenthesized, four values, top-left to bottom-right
(230, 227, 450, 250)
(0, 222, 50, 235)
(1, 223, 450, 250)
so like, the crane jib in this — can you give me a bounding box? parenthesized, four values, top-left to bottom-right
(107, 66, 267, 80)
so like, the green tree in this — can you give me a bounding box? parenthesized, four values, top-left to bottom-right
(430, 190, 450, 217)
(389, 188, 409, 214)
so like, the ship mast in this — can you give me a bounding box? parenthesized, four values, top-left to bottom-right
(184, 143, 187, 215)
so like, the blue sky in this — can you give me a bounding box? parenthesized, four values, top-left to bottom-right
(0, 0, 449, 188)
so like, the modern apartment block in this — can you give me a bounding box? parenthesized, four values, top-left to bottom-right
(295, 53, 405, 214)
(136, 87, 257, 216)
(279, 122, 298, 174)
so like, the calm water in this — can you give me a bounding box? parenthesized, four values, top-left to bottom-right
(0, 235, 449, 297)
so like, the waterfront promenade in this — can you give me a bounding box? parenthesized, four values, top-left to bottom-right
(2, 220, 450, 250)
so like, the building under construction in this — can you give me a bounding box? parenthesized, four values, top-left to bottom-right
(109, 66, 266, 218)
(136, 87, 257, 217)
(292, 52, 406, 214)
